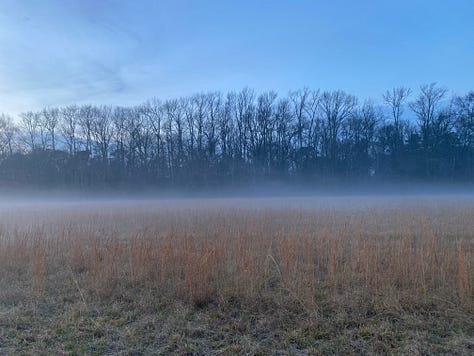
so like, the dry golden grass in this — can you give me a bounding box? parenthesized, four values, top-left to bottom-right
(0, 196, 473, 354)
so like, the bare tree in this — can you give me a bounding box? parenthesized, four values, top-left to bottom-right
(163, 99, 184, 178)
(20, 111, 40, 151)
(452, 91, 474, 148)
(78, 105, 95, 154)
(206, 92, 222, 160)
(289, 88, 310, 151)
(236, 88, 255, 163)
(183, 96, 196, 158)
(42, 107, 59, 150)
(344, 101, 380, 173)
(383, 87, 411, 129)
(128, 106, 153, 172)
(379, 87, 412, 173)
(274, 98, 293, 172)
(60, 105, 79, 154)
(288, 89, 322, 171)
(409, 83, 450, 176)
(219, 93, 235, 159)
(90, 106, 114, 163)
(141, 98, 164, 171)
(319, 91, 357, 165)
(112, 106, 131, 168)
(304, 90, 321, 152)
(410, 83, 448, 142)
(192, 93, 208, 158)
(452, 91, 474, 175)
(0, 114, 18, 155)
(255, 91, 277, 172)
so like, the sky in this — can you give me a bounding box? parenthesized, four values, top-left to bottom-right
(0, 0, 473, 115)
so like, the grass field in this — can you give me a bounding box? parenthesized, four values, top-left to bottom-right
(0, 195, 473, 354)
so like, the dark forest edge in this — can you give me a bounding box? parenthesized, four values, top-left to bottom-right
(0, 83, 473, 189)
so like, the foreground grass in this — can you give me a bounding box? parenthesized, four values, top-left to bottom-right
(0, 196, 473, 354)
(1, 290, 473, 354)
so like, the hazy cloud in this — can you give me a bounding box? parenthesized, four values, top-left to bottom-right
(0, 0, 472, 115)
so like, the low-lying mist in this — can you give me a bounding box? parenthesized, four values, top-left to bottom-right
(1, 188, 474, 238)
(1, 181, 474, 208)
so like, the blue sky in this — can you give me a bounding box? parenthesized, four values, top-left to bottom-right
(0, 0, 472, 114)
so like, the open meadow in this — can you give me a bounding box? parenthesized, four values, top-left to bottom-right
(0, 195, 473, 354)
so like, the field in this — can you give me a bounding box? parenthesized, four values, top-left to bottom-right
(0, 195, 473, 354)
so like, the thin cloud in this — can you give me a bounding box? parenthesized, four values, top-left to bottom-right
(0, 0, 472, 115)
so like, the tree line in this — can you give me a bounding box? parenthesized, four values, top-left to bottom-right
(0, 83, 473, 188)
